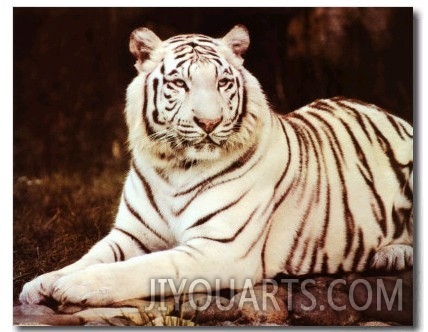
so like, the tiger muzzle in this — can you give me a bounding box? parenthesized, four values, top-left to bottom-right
(194, 116, 222, 133)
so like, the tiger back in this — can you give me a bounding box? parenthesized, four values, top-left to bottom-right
(19, 25, 412, 307)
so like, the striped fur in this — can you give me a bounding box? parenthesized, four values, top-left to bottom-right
(20, 25, 413, 306)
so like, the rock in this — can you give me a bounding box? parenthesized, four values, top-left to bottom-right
(218, 320, 238, 326)
(359, 321, 393, 326)
(58, 304, 86, 314)
(348, 270, 412, 325)
(13, 304, 83, 326)
(13, 271, 412, 326)
(111, 297, 175, 312)
(232, 284, 288, 325)
(149, 316, 195, 326)
(74, 307, 144, 325)
(84, 321, 111, 326)
(290, 285, 360, 326)
(180, 295, 240, 324)
(14, 304, 55, 316)
(74, 297, 176, 325)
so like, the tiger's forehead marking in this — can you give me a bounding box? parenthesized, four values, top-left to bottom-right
(161, 34, 228, 76)
(165, 34, 221, 57)
(166, 34, 219, 46)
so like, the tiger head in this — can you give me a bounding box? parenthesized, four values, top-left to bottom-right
(126, 25, 267, 168)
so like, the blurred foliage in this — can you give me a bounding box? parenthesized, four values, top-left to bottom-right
(14, 7, 413, 177)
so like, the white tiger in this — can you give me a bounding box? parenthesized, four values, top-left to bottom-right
(20, 25, 413, 306)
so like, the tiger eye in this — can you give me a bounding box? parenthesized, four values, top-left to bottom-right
(173, 79, 186, 88)
(218, 78, 232, 87)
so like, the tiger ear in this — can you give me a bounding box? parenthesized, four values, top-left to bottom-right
(222, 25, 250, 58)
(129, 27, 162, 67)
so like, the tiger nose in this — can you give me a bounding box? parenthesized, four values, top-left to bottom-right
(194, 116, 222, 133)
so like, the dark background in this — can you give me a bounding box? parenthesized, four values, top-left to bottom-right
(14, 7, 413, 177)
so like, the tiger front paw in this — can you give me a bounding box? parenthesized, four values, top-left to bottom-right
(19, 272, 63, 304)
(51, 265, 122, 306)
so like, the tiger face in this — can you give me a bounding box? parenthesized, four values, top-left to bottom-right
(128, 26, 257, 165)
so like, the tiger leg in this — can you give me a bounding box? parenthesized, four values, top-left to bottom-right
(49, 241, 256, 306)
(371, 244, 413, 271)
(19, 229, 144, 304)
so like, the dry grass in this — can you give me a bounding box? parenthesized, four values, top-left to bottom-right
(13, 166, 127, 305)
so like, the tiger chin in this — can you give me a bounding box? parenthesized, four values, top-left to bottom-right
(19, 25, 413, 307)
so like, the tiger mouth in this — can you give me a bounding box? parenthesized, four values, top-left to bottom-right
(192, 136, 222, 150)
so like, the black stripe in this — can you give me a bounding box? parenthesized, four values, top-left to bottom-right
(270, 120, 297, 215)
(291, 114, 324, 203)
(358, 164, 387, 236)
(207, 57, 222, 66)
(168, 37, 188, 43)
(227, 76, 241, 125)
(308, 239, 320, 274)
(364, 115, 411, 188)
(260, 192, 282, 279)
(403, 177, 413, 200)
(176, 59, 188, 68)
(306, 111, 345, 161)
(295, 238, 310, 275)
(330, 96, 348, 102)
(108, 243, 118, 262)
(185, 244, 204, 256)
(186, 189, 249, 230)
(384, 112, 406, 140)
(319, 183, 331, 249)
(194, 36, 216, 43)
(351, 228, 365, 271)
(399, 121, 413, 138)
(167, 69, 179, 76)
(115, 242, 125, 261)
(165, 102, 178, 112)
(241, 224, 266, 260)
(392, 207, 412, 239)
(123, 193, 168, 243)
(170, 257, 180, 279)
(174, 51, 190, 60)
(261, 222, 273, 279)
(152, 78, 165, 125)
(240, 201, 273, 261)
(334, 100, 375, 145)
(286, 120, 310, 203)
(170, 106, 181, 123)
(173, 152, 262, 217)
(297, 114, 332, 250)
(196, 206, 258, 243)
(132, 160, 167, 223)
(321, 253, 329, 274)
(174, 144, 257, 197)
(366, 248, 377, 270)
(309, 99, 335, 112)
(143, 80, 155, 137)
(298, 126, 310, 191)
(284, 189, 317, 272)
(274, 119, 292, 191)
(307, 111, 355, 257)
(113, 226, 151, 253)
(339, 116, 388, 236)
